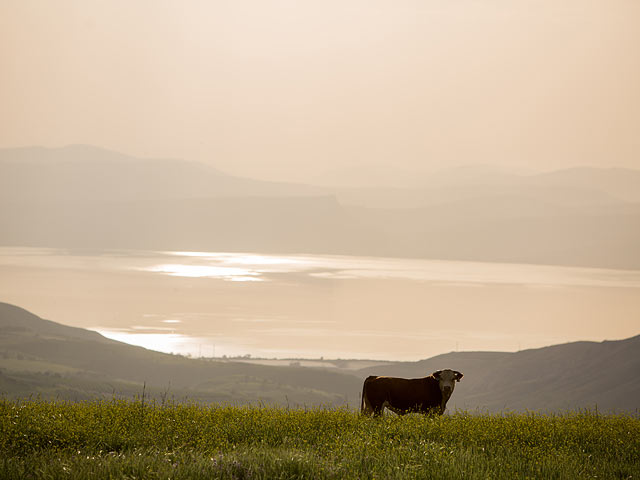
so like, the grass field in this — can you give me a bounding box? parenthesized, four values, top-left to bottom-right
(1, 399, 638, 479)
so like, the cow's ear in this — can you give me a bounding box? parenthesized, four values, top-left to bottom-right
(454, 371, 464, 382)
(432, 370, 442, 379)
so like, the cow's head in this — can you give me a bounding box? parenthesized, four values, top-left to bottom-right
(432, 369, 463, 400)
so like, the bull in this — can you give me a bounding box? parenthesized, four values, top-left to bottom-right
(361, 369, 463, 416)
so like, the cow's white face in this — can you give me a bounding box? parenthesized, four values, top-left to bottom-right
(433, 369, 463, 401)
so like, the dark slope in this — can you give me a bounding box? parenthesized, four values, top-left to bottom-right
(358, 337, 640, 412)
(0, 302, 361, 405)
(0, 303, 111, 343)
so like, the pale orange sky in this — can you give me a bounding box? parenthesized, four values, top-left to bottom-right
(1, 0, 639, 181)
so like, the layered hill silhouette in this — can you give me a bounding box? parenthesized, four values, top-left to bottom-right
(1, 145, 640, 269)
(0, 145, 326, 202)
(359, 339, 640, 413)
(0, 302, 359, 405)
(2, 145, 640, 269)
(1, 302, 638, 413)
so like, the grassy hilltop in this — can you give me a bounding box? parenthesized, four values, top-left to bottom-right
(1, 399, 638, 479)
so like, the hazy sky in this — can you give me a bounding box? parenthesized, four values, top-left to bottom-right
(2, 0, 639, 181)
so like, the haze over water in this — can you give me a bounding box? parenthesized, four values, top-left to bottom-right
(1, 247, 638, 361)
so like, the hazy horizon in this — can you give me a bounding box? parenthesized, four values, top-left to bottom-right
(2, 0, 640, 183)
(1, 143, 640, 189)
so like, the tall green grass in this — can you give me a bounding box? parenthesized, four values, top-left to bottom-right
(1, 399, 638, 479)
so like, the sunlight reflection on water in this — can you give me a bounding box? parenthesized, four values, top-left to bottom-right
(148, 264, 263, 282)
(144, 250, 640, 288)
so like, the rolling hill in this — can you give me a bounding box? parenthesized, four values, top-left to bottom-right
(0, 302, 361, 406)
(1, 302, 638, 413)
(359, 337, 640, 413)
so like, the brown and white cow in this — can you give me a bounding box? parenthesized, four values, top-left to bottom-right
(360, 369, 463, 416)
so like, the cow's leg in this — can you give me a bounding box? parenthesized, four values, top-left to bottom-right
(361, 393, 377, 416)
(364, 400, 386, 417)
(383, 401, 408, 416)
(361, 401, 374, 416)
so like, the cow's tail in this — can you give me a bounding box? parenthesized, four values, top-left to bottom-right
(360, 376, 376, 414)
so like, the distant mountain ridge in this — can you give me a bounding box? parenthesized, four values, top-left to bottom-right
(1, 302, 638, 413)
(0, 145, 326, 202)
(533, 166, 640, 203)
(318, 163, 640, 203)
(1, 145, 639, 269)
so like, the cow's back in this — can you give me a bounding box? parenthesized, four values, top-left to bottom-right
(363, 376, 442, 413)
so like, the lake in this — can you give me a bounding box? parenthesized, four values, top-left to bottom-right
(0, 247, 639, 360)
